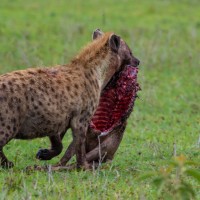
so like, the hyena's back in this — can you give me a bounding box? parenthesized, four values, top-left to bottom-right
(0, 66, 88, 143)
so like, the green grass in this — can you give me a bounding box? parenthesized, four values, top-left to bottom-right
(0, 0, 200, 199)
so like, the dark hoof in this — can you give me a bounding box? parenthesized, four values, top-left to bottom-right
(36, 149, 52, 160)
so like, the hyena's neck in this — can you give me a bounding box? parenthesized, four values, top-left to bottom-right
(77, 52, 111, 90)
(93, 55, 110, 89)
(70, 33, 112, 88)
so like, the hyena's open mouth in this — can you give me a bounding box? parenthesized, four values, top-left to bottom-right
(89, 65, 141, 136)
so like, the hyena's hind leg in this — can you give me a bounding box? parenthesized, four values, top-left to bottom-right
(0, 133, 14, 168)
(36, 135, 63, 160)
(0, 147, 14, 168)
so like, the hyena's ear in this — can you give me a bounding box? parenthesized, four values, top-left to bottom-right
(92, 29, 104, 40)
(109, 34, 121, 53)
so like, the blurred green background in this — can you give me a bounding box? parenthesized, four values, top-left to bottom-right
(0, 0, 199, 199)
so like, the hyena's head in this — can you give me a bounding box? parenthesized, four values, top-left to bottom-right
(92, 29, 140, 89)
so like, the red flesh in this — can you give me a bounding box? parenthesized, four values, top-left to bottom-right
(89, 65, 140, 135)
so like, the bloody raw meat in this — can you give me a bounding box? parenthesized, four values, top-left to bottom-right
(89, 65, 140, 136)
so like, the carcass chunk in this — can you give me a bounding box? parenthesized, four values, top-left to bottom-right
(89, 65, 140, 136)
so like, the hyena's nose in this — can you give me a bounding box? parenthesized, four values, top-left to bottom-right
(134, 58, 140, 67)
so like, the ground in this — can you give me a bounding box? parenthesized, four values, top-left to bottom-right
(0, 0, 199, 199)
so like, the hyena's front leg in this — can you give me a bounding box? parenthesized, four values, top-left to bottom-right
(36, 135, 63, 160)
(71, 118, 90, 170)
(74, 127, 90, 169)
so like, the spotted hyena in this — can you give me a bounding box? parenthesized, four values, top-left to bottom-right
(53, 30, 140, 169)
(0, 29, 140, 169)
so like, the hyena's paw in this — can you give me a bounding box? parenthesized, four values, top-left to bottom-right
(1, 160, 14, 168)
(36, 149, 53, 160)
